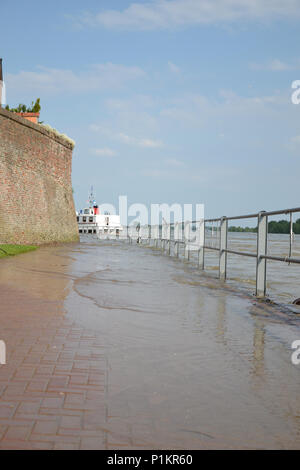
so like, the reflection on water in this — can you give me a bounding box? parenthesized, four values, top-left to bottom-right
(65, 238, 300, 449)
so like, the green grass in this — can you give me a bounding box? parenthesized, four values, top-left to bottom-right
(0, 244, 37, 259)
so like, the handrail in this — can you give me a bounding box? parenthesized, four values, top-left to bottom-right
(122, 205, 300, 300)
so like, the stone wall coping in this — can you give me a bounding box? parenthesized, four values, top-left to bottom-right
(0, 106, 74, 150)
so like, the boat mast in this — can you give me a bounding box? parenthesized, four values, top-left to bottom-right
(88, 186, 96, 208)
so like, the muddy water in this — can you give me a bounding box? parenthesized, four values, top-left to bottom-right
(1, 239, 300, 449)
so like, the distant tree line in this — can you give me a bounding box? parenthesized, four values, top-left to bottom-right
(228, 226, 257, 233)
(229, 219, 300, 234)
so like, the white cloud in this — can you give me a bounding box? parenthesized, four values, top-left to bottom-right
(141, 165, 241, 190)
(90, 147, 117, 157)
(117, 132, 163, 147)
(91, 126, 163, 149)
(287, 135, 300, 155)
(168, 61, 180, 74)
(165, 158, 185, 166)
(73, 0, 300, 31)
(7, 63, 145, 95)
(249, 59, 296, 71)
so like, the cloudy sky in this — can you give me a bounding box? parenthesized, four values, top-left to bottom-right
(1, 0, 300, 220)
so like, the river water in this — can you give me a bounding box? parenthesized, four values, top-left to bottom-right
(188, 231, 300, 306)
(0, 235, 300, 449)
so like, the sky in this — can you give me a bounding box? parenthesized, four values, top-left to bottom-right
(1, 0, 300, 222)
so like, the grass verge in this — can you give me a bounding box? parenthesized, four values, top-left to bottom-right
(0, 245, 37, 259)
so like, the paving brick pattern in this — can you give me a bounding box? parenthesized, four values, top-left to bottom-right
(0, 287, 108, 450)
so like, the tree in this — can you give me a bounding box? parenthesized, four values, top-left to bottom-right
(5, 98, 41, 114)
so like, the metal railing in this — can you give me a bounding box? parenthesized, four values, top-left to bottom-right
(123, 206, 300, 299)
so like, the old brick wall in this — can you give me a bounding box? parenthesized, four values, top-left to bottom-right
(0, 108, 79, 244)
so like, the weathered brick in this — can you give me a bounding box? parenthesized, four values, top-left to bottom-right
(0, 108, 78, 244)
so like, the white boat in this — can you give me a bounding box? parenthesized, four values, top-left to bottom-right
(76, 188, 123, 238)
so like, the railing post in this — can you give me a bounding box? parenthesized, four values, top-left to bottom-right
(184, 221, 190, 260)
(174, 222, 179, 258)
(198, 219, 205, 270)
(159, 224, 162, 249)
(166, 224, 171, 255)
(256, 211, 268, 298)
(137, 224, 141, 244)
(162, 222, 165, 252)
(156, 225, 159, 248)
(219, 217, 228, 281)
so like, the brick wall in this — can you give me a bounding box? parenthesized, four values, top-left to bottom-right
(0, 108, 79, 244)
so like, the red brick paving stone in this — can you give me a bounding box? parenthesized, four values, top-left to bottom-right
(33, 420, 59, 435)
(42, 352, 60, 363)
(17, 400, 41, 414)
(47, 376, 69, 390)
(80, 436, 105, 450)
(34, 364, 55, 376)
(14, 366, 36, 380)
(60, 415, 82, 430)
(83, 410, 107, 431)
(0, 440, 54, 450)
(0, 425, 7, 440)
(4, 425, 33, 441)
(3, 383, 28, 397)
(54, 363, 73, 373)
(0, 402, 17, 419)
(54, 442, 80, 450)
(29, 433, 81, 445)
(69, 374, 89, 385)
(41, 396, 65, 408)
(64, 393, 86, 406)
(26, 380, 49, 392)
(22, 354, 42, 365)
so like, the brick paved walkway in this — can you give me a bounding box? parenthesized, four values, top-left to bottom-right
(0, 284, 109, 450)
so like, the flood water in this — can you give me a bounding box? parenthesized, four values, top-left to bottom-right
(0, 235, 300, 449)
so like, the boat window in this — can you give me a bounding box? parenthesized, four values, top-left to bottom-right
(93, 229, 96, 234)
(84, 209, 89, 214)
(76, 216, 79, 222)
(89, 217, 93, 223)
(83, 217, 86, 222)
(88, 229, 92, 234)
(79, 229, 82, 233)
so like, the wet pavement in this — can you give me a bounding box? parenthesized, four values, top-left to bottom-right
(0, 240, 299, 449)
